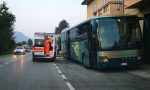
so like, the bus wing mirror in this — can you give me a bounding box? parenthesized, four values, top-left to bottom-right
(91, 20, 97, 34)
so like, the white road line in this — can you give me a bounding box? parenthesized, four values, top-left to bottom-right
(24, 53, 31, 57)
(66, 82, 75, 90)
(61, 74, 67, 80)
(58, 70, 62, 74)
(4, 62, 10, 64)
(54, 63, 57, 66)
(54, 64, 75, 90)
(56, 66, 59, 69)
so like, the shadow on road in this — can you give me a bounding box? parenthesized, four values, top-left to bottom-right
(32, 59, 55, 63)
(55, 57, 147, 73)
(94, 66, 143, 73)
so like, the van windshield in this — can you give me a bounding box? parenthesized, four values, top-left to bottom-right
(34, 39, 44, 47)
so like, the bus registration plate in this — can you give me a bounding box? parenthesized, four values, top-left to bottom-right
(121, 63, 127, 66)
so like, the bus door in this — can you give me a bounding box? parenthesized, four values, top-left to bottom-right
(144, 14, 150, 63)
(82, 22, 97, 67)
(90, 20, 97, 67)
(81, 25, 91, 67)
(67, 30, 70, 59)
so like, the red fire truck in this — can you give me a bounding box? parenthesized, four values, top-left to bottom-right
(32, 32, 56, 62)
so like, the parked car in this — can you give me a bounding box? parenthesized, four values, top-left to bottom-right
(14, 46, 25, 54)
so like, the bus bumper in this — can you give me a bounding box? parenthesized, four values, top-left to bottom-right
(97, 59, 143, 69)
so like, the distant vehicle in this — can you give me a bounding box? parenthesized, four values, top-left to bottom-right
(32, 32, 56, 62)
(24, 47, 31, 52)
(14, 46, 25, 54)
(61, 15, 143, 69)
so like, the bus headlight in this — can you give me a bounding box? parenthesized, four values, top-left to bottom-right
(104, 58, 109, 62)
(98, 56, 109, 62)
(138, 56, 142, 60)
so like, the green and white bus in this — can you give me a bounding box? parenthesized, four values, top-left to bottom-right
(61, 15, 143, 68)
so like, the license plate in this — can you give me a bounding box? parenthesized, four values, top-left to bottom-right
(34, 51, 44, 55)
(121, 63, 127, 66)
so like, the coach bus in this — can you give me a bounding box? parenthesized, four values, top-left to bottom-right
(61, 15, 143, 68)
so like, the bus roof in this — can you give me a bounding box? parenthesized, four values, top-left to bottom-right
(61, 15, 139, 33)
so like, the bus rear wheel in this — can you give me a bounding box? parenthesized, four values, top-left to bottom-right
(82, 55, 91, 69)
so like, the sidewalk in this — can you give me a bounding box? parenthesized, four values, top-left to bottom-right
(128, 64, 150, 78)
(55, 56, 150, 78)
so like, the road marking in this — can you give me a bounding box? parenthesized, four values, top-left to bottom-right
(54, 63, 57, 66)
(56, 66, 59, 69)
(61, 74, 67, 80)
(66, 82, 75, 90)
(0, 65, 3, 67)
(4, 62, 10, 65)
(24, 53, 31, 57)
(54, 63, 75, 90)
(58, 70, 62, 74)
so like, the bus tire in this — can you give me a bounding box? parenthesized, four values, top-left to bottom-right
(82, 54, 91, 69)
(83, 62, 91, 69)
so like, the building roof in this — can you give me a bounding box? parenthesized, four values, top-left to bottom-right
(126, 0, 150, 9)
(81, 0, 93, 5)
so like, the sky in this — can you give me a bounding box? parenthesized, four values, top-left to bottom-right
(0, 0, 86, 38)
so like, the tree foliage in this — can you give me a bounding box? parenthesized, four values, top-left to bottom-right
(0, 2, 16, 55)
(55, 20, 69, 34)
(27, 39, 33, 47)
(16, 42, 23, 46)
(22, 41, 27, 45)
(54, 20, 69, 52)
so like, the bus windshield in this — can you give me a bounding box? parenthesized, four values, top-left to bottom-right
(96, 17, 142, 50)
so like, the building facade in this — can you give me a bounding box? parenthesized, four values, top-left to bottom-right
(82, 0, 124, 18)
(82, 0, 150, 18)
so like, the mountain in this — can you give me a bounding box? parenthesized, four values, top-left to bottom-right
(14, 31, 30, 42)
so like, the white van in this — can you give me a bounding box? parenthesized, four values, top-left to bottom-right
(32, 32, 56, 62)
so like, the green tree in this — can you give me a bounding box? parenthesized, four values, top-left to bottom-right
(27, 39, 33, 47)
(55, 20, 69, 52)
(0, 2, 16, 55)
(16, 42, 22, 46)
(22, 41, 26, 45)
(55, 20, 69, 34)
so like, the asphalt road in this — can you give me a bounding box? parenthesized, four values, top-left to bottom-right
(0, 53, 150, 90)
(56, 58, 150, 90)
(0, 53, 69, 90)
